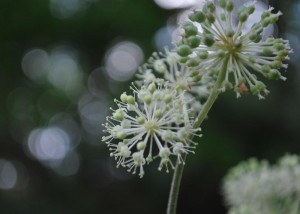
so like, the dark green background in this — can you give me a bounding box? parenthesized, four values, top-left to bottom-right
(0, 0, 299, 213)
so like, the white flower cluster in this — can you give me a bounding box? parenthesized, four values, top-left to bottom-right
(177, 0, 292, 98)
(102, 0, 291, 178)
(135, 49, 214, 117)
(136, 49, 212, 99)
(102, 81, 201, 177)
(223, 154, 300, 214)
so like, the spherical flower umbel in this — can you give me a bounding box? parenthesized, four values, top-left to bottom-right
(136, 49, 213, 99)
(135, 49, 214, 117)
(177, 0, 292, 98)
(102, 81, 201, 178)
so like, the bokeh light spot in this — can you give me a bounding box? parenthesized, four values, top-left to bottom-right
(27, 127, 70, 161)
(154, 26, 175, 51)
(52, 151, 80, 176)
(0, 160, 18, 190)
(105, 41, 144, 82)
(48, 47, 85, 98)
(21, 49, 49, 82)
(154, 0, 199, 9)
(50, 0, 84, 19)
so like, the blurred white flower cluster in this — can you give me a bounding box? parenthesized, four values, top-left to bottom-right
(223, 154, 300, 214)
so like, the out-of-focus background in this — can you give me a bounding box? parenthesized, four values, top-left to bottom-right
(0, 0, 299, 213)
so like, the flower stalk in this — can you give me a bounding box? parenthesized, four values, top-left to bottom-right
(166, 57, 229, 214)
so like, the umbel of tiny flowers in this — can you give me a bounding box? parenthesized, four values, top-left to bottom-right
(102, 80, 201, 178)
(176, 0, 292, 99)
(135, 48, 213, 100)
(223, 154, 300, 214)
(135, 48, 216, 117)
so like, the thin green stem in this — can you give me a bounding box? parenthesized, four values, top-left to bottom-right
(166, 57, 229, 214)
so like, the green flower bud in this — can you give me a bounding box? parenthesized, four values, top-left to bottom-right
(187, 35, 201, 48)
(187, 57, 200, 67)
(184, 23, 198, 36)
(274, 43, 284, 51)
(163, 130, 173, 141)
(272, 14, 282, 22)
(117, 131, 127, 140)
(155, 110, 162, 118)
(177, 44, 191, 57)
(203, 34, 215, 47)
(261, 65, 271, 74)
(250, 82, 266, 95)
(220, 13, 226, 21)
(120, 93, 127, 102)
(267, 69, 281, 80)
(206, 13, 215, 23)
(226, 1, 234, 12)
(279, 50, 288, 57)
(189, 70, 199, 77)
(137, 141, 146, 151)
(113, 110, 124, 121)
(164, 94, 172, 104)
(218, 0, 226, 8)
(127, 95, 135, 104)
(249, 33, 257, 41)
(270, 61, 282, 69)
(198, 50, 208, 59)
(148, 83, 156, 94)
(193, 75, 202, 83)
(248, 5, 255, 14)
(239, 12, 248, 22)
(254, 34, 262, 43)
(262, 18, 270, 27)
(263, 48, 273, 56)
(206, 1, 216, 12)
(179, 57, 189, 63)
(137, 116, 145, 124)
(261, 11, 270, 19)
(189, 11, 206, 23)
(143, 95, 152, 105)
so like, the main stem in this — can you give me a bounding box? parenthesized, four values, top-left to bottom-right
(166, 57, 229, 214)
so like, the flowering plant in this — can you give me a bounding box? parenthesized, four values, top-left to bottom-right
(102, 1, 291, 213)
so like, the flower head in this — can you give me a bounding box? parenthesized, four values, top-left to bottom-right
(102, 81, 201, 178)
(177, 0, 292, 98)
(136, 49, 213, 115)
(223, 154, 300, 213)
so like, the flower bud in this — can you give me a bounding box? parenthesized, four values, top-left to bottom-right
(189, 11, 206, 23)
(203, 34, 215, 47)
(187, 35, 201, 48)
(177, 45, 191, 57)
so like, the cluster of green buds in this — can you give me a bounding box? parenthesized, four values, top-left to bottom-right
(176, 0, 291, 98)
(223, 154, 300, 214)
(102, 81, 201, 177)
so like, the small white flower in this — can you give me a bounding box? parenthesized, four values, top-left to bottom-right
(102, 81, 201, 178)
(177, 0, 292, 99)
